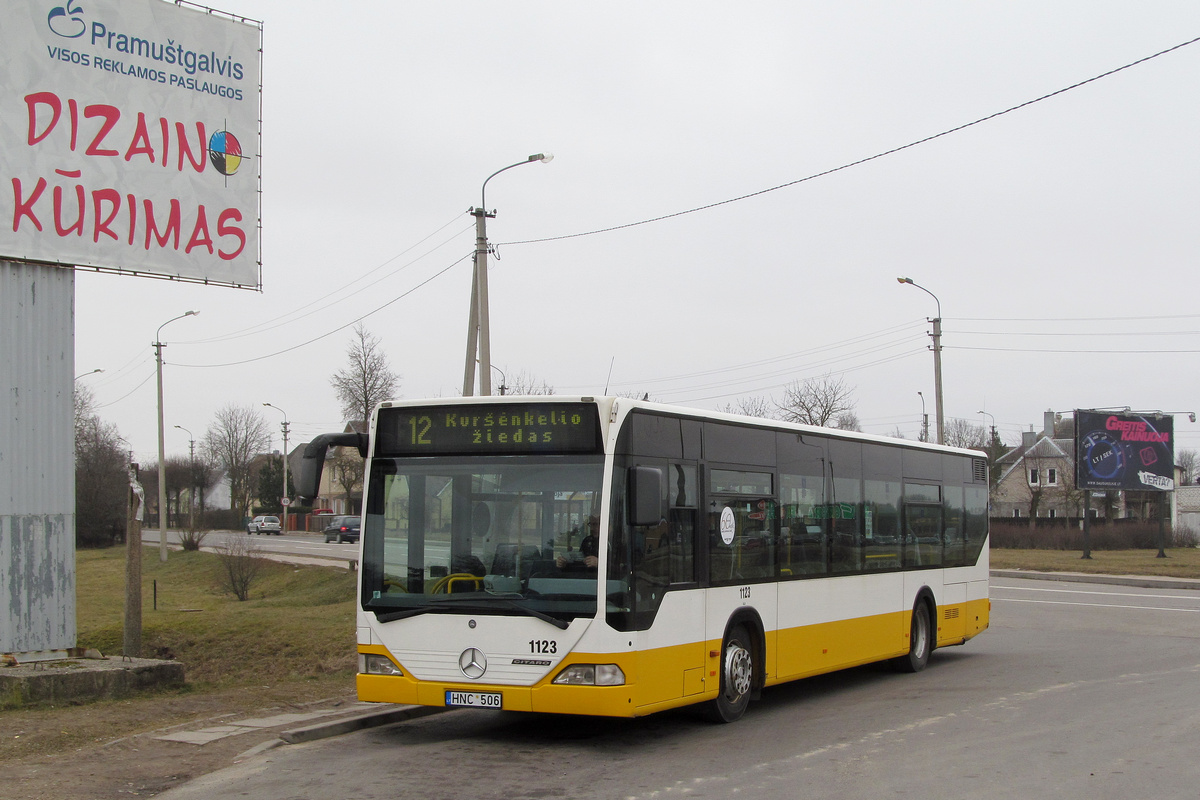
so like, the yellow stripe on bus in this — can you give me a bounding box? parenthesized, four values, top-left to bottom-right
(356, 599, 989, 718)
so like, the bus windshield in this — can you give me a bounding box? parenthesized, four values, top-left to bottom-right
(361, 456, 607, 624)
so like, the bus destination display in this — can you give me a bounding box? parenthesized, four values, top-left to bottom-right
(377, 403, 602, 456)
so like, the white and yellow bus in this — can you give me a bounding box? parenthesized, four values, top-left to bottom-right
(297, 396, 989, 723)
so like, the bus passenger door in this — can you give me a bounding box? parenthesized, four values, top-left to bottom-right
(706, 495, 779, 687)
(632, 463, 707, 709)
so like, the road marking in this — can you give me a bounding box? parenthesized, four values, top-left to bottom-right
(994, 597, 1200, 613)
(994, 585, 1198, 601)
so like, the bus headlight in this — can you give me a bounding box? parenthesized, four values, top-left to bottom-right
(552, 664, 625, 686)
(359, 654, 403, 676)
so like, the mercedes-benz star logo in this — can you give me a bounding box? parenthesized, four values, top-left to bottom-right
(459, 648, 487, 679)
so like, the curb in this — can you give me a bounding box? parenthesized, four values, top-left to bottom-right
(279, 704, 447, 744)
(991, 569, 1200, 591)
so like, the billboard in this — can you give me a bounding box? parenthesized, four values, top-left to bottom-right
(0, 0, 261, 288)
(1075, 410, 1175, 492)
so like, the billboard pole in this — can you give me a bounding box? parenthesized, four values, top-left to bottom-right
(1157, 485, 1168, 559)
(1082, 495, 1092, 559)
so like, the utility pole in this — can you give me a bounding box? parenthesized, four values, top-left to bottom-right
(154, 310, 199, 562)
(898, 278, 944, 445)
(175, 425, 196, 533)
(124, 463, 144, 658)
(263, 403, 290, 533)
(462, 153, 553, 396)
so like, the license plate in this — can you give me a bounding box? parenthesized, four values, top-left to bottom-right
(445, 691, 502, 708)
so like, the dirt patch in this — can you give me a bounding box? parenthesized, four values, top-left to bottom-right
(4, 678, 357, 800)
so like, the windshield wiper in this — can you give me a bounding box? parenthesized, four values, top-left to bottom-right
(371, 595, 570, 630)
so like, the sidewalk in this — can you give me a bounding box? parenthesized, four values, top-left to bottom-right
(990, 568, 1200, 591)
(152, 700, 444, 758)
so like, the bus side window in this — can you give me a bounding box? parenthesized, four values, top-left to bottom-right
(632, 463, 697, 605)
(667, 464, 697, 585)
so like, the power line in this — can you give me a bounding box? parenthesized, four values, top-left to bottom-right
(182, 217, 472, 345)
(954, 329, 1200, 337)
(173, 252, 473, 368)
(668, 348, 927, 404)
(499, 34, 1200, 248)
(96, 366, 156, 409)
(951, 313, 1200, 323)
(603, 319, 926, 389)
(947, 345, 1200, 354)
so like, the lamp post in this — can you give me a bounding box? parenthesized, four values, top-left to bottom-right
(155, 310, 199, 562)
(75, 368, 104, 380)
(897, 277, 944, 445)
(174, 425, 196, 532)
(462, 153, 553, 397)
(263, 403, 290, 534)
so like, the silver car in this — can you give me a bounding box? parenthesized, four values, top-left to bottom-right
(247, 515, 282, 535)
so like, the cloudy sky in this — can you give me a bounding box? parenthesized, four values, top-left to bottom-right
(70, 0, 1200, 464)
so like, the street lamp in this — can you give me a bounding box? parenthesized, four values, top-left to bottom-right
(917, 391, 928, 442)
(155, 310, 199, 562)
(462, 153, 554, 397)
(263, 403, 290, 534)
(897, 277, 944, 445)
(490, 364, 508, 396)
(75, 368, 104, 380)
(174, 424, 196, 532)
(977, 410, 996, 444)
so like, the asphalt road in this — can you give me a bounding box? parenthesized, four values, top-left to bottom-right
(142, 527, 360, 564)
(153, 575, 1200, 800)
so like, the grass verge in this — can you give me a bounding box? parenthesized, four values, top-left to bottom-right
(990, 546, 1200, 579)
(3, 546, 359, 762)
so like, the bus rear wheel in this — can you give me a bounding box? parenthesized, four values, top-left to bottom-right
(708, 624, 754, 723)
(893, 600, 932, 673)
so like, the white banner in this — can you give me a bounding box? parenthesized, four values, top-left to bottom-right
(0, 0, 261, 288)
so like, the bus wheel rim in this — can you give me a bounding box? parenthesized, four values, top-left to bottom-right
(726, 642, 752, 698)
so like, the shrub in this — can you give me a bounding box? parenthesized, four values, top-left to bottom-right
(178, 529, 208, 551)
(214, 535, 265, 601)
(990, 519, 1194, 550)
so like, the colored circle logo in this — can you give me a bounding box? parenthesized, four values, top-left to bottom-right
(208, 131, 243, 176)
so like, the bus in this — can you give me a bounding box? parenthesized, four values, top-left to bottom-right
(296, 396, 989, 723)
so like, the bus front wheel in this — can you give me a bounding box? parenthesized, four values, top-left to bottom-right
(708, 624, 754, 723)
(893, 600, 932, 673)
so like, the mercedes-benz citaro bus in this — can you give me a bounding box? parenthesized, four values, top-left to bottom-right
(296, 396, 989, 723)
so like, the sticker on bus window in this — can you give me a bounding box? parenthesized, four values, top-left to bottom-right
(720, 507, 736, 545)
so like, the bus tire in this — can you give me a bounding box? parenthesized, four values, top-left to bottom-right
(708, 624, 754, 723)
(893, 600, 932, 673)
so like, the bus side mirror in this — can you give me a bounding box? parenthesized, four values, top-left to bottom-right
(295, 432, 370, 503)
(628, 466, 663, 527)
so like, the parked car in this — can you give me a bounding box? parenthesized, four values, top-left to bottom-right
(247, 515, 282, 535)
(323, 515, 360, 543)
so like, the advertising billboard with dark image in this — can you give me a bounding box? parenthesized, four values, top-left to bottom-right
(1075, 410, 1174, 492)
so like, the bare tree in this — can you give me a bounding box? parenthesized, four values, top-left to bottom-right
(203, 404, 271, 524)
(74, 385, 128, 547)
(138, 457, 192, 529)
(331, 323, 400, 427)
(943, 418, 987, 450)
(503, 368, 554, 396)
(777, 373, 856, 428)
(189, 452, 220, 525)
(1179, 449, 1198, 485)
(720, 396, 776, 419)
(330, 446, 365, 514)
(833, 412, 862, 432)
